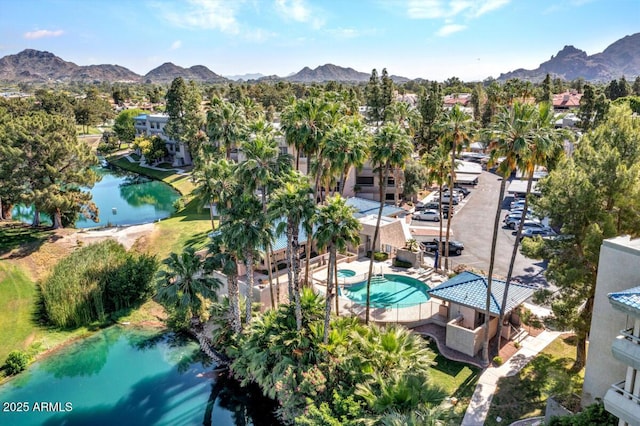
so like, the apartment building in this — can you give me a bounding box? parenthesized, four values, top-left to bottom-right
(133, 113, 192, 167)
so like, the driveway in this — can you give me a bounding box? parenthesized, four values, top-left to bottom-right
(444, 171, 549, 289)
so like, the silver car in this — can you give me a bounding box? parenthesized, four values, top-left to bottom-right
(414, 209, 440, 222)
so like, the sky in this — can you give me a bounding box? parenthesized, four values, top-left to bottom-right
(1, 0, 638, 81)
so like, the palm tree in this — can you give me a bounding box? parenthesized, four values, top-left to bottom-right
(224, 193, 271, 326)
(157, 247, 221, 327)
(237, 131, 286, 308)
(314, 195, 361, 343)
(365, 124, 413, 324)
(440, 105, 473, 270)
(482, 102, 537, 364)
(323, 118, 369, 196)
(494, 102, 565, 352)
(423, 143, 451, 270)
(268, 171, 316, 331)
(206, 98, 247, 160)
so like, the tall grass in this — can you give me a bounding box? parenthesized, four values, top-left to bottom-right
(39, 240, 158, 328)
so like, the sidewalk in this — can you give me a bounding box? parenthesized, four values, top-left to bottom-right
(461, 330, 562, 426)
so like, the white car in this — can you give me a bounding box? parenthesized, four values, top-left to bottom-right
(510, 199, 527, 210)
(520, 227, 557, 240)
(414, 209, 440, 221)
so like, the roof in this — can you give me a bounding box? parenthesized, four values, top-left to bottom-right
(428, 271, 536, 315)
(345, 197, 404, 218)
(609, 286, 640, 316)
(209, 218, 309, 253)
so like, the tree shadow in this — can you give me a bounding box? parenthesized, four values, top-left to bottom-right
(0, 223, 58, 259)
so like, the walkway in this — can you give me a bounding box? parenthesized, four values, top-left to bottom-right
(123, 154, 189, 176)
(461, 330, 562, 426)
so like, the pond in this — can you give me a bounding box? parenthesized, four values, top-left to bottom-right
(11, 164, 181, 228)
(0, 327, 280, 425)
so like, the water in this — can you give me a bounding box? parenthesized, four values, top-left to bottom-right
(0, 327, 279, 426)
(11, 165, 180, 228)
(336, 269, 356, 278)
(344, 274, 431, 308)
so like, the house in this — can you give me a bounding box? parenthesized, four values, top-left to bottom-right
(581, 235, 640, 422)
(427, 271, 536, 357)
(133, 113, 192, 166)
(552, 91, 582, 111)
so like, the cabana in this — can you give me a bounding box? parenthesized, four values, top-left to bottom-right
(427, 271, 536, 357)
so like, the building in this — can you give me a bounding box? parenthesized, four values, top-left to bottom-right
(552, 91, 582, 111)
(133, 113, 192, 167)
(582, 235, 640, 424)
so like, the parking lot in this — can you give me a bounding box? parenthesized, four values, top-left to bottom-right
(410, 172, 549, 289)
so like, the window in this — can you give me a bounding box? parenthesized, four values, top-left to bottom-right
(387, 177, 395, 186)
(279, 146, 288, 155)
(356, 176, 374, 186)
(385, 193, 395, 201)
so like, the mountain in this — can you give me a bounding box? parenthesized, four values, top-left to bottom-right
(499, 32, 640, 82)
(225, 73, 265, 81)
(0, 49, 140, 82)
(285, 64, 371, 82)
(144, 62, 227, 83)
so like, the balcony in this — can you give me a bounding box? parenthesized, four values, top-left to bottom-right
(612, 329, 640, 371)
(604, 381, 640, 426)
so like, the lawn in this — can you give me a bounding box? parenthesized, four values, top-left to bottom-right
(106, 154, 195, 195)
(426, 341, 481, 422)
(485, 334, 584, 425)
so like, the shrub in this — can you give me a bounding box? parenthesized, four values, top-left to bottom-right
(4, 350, 30, 375)
(172, 197, 185, 212)
(393, 259, 413, 268)
(373, 252, 388, 261)
(493, 356, 503, 366)
(39, 240, 158, 327)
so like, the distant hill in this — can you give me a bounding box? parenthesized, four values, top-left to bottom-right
(144, 62, 227, 83)
(285, 64, 371, 82)
(0, 49, 140, 82)
(499, 32, 640, 82)
(225, 73, 265, 81)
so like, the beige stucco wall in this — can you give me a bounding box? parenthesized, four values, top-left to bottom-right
(359, 218, 406, 253)
(449, 303, 477, 329)
(582, 236, 640, 406)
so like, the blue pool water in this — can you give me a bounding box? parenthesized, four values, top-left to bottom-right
(344, 274, 430, 308)
(337, 269, 356, 278)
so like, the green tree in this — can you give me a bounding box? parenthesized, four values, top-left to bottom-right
(423, 143, 452, 269)
(495, 102, 565, 353)
(205, 97, 247, 161)
(578, 84, 610, 132)
(314, 195, 361, 343)
(164, 77, 204, 154)
(113, 108, 144, 148)
(482, 102, 538, 363)
(402, 159, 429, 203)
(525, 104, 640, 369)
(416, 82, 444, 153)
(365, 69, 383, 126)
(539, 73, 553, 104)
(322, 117, 369, 196)
(440, 105, 473, 270)
(365, 124, 413, 323)
(269, 171, 316, 330)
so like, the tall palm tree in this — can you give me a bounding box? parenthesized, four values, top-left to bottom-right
(268, 171, 316, 331)
(423, 144, 452, 270)
(494, 102, 565, 352)
(440, 105, 473, 270)
(157, 247, 221, 327)
(365, 124, 413, 324)
(314, 195, 361, 343)
(323, 118, 369, 196)
(206, 99, 247, 160)
(225, 193, 271, 326)
(482, 102, 536, 364)
(237, 131, 285, 308)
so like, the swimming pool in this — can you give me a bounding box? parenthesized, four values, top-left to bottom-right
(343, 274, 430, 308)
(337, 269, 356, 278)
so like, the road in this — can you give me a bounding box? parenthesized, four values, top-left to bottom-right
(410, 171, 549, 289)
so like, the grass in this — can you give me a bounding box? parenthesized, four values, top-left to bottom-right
(106, 154, 195, 195)
(0, 223, 54, 257)
(426, 341, 481, 422)
(485, 334, 583, 426)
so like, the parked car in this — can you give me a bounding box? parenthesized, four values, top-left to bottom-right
(437, 193, 461, 205)
(414, 209, 440, 222)
(422, 238, 465, 255)
(452, 184, 471, 197)
(510, 199, 527, 210)
(508, 219, 546, 230)
(424, 202, 454, 218)
(520, 227, 557, 240)
(504, 212, 533, 226)
(442, 189, 466, 200)
(509, 206, 533, 216)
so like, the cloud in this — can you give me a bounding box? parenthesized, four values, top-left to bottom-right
(170, 40, 182, 50)
(159, 0, 242, 34)
(24, 29, 64, 39)
(436, 23, 466, 36)
(274, 0, 325, 29)
(406, 0, 510, 19)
